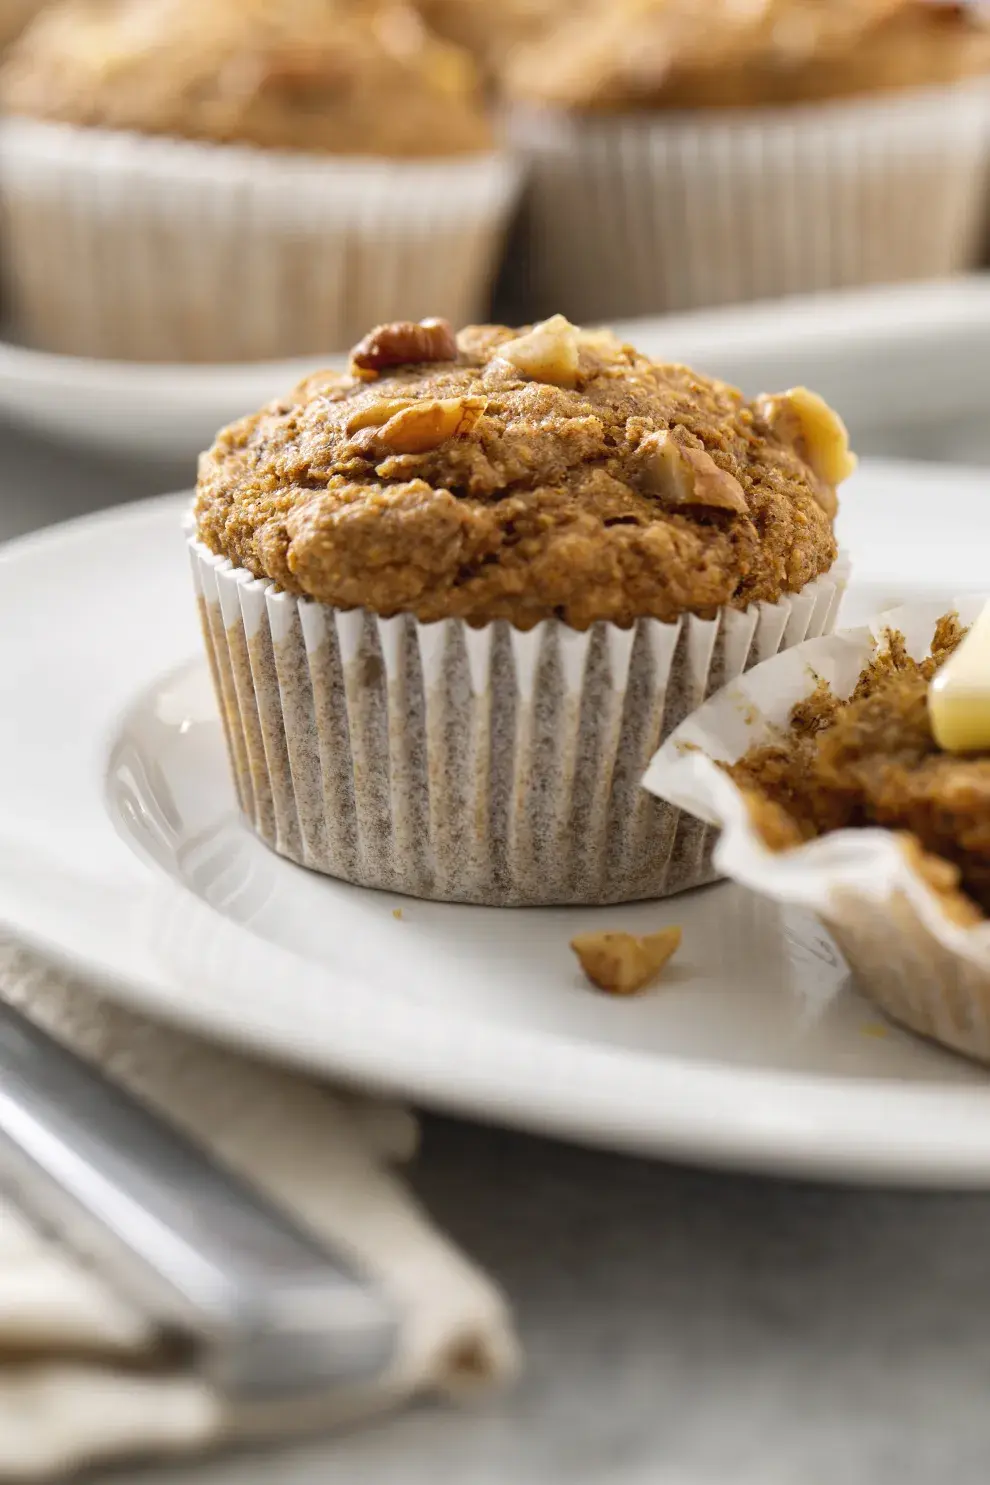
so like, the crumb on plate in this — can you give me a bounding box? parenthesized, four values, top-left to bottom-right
(861, 1021, 889, 1040)
(570, 926, 682, 996)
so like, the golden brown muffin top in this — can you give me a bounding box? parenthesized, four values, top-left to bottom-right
(506, 0, 990, 112)
(729, 615, 990, 922)
(0, 0, 492, 155)
(195, 314, 846, 630)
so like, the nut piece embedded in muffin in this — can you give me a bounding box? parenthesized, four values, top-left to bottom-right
(195, 314, 848, 632)
(0, 0, 492, 155)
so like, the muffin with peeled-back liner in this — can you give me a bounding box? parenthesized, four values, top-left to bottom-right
(644, 597, 990, 1066)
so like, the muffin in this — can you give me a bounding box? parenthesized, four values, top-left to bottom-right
(645, 596, 990, 1064)
(503, 0, 990, 322)
(0, 0, 518, 361)
(189, 312, 849, 906)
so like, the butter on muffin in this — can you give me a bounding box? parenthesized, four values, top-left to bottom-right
(190, 314, 849, 906)
(0, 0, 517, 360)
(504, 0, 990, 320)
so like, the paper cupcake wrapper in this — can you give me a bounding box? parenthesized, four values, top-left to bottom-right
(508, 78, 990, 322)
(0, 119, 519, 362)
(189, 531, 846, 906)
(644, 594, 990, 1063)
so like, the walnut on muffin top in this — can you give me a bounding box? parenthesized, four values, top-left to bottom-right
(194, 314, 850, 631)
(0, 0, 491, 155)
(505, 0, 990, 112)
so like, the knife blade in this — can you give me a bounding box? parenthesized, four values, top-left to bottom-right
(0, 999, 398, 1400)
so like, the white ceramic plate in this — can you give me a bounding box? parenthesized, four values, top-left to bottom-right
(4, 459, 990, 1187)
(2, 276, 990, 462)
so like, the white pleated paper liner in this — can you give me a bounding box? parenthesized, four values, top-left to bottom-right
(644, 594, 990, 1064)
(0, 118, 519, 362)
(507, 77, 990, 323)
(189, 531, 846, 906)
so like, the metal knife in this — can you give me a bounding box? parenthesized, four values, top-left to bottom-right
(0, 999, 398, 1400)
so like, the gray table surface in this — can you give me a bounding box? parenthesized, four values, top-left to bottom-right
(4, 418, 990, 1485)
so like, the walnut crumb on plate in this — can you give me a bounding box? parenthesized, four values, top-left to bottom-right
(571, 928, 682, 996)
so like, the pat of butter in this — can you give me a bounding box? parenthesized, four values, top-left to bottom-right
(929, 601, 990, 753)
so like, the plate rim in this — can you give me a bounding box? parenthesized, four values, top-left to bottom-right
(6, 473, 990, 1188)
(2, 274, 990, 461)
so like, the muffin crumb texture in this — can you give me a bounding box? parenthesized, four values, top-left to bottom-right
(195, 315, 843, 630)
(730, 614, 990, 921)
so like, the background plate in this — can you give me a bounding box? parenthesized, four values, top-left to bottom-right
(2, 276, 990, 463)
(3, 460, 990, 1186)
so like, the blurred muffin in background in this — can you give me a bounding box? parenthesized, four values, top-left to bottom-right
(504, 0, 990, 322)
(0, 0, 518, 361)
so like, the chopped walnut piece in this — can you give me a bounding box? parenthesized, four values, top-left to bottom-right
(637, 430, 749, 514)
(755, 386, 856, 514)
(570, 926, 682, 996)
(345, 398, 414, 435)
(375, 395, 488, 453)
(497, 314, 581, 387)
(350, 318, 458, 375)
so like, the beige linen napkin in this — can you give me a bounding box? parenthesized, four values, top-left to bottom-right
(0, 936, 518, 1481)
